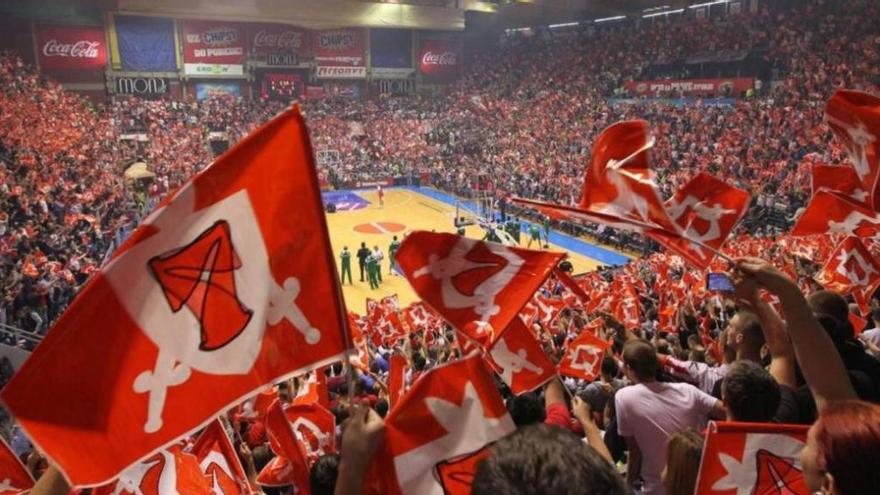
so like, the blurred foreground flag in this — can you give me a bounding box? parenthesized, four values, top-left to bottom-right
(1, 106, 348, 487)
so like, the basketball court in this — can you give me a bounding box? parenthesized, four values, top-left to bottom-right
(324, 187, 631, 314)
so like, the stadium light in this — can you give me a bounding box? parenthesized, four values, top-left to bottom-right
(593, 15, 626, 23)
(548, 22, 580, 29)
(689, 0, 729, 8)
(642, 8, 684, 18)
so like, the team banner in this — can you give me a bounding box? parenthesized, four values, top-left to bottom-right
(419, 38, 461, 79)
(248, 23, 310, 66)
(625, 78, 754, 97)
(181, 20, 246, 76)
(313, 28, 366, 79)
(36, 25, 108, 70)
(114, 16, 176, 72)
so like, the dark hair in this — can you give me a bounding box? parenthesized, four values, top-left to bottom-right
(623, 339, 658, 381)
(872, 307, 880, 322)
(251, 445, 274, 472)
(507, 392, 545, 427)
(309, 453, 340, 495)
(375, 398, 389, 418)
(601, 356, 619, 378)
(807, 291, 849, 325)
(472, 424, 627, 495)
(721, 360, 780, 422)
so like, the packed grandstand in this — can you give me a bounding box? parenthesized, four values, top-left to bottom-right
(0, 0, 880, 494)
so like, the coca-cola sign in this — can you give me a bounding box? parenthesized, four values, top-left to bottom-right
(36, 25, 107, 70)
(253, 29, 305, 51)
(419, 39, 461, 79)
(248, 23, 309, 66)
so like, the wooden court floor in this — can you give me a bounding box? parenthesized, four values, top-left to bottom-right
(325, 189, 618, 315)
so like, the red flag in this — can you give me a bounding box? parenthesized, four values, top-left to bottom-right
(558, 331, 611, 381)
(388, 354, 409, 409)
(372, 354, 515, 495)
(403, 302, 438, 333)
(94, 445, 212, 495)
(554, 269, 591, 304)
(1, 107, 349, 487)
(292, 369, 330, 410)
(285, 403, 336, 464)
(815, 236, 880, 296)
(381, 294, 402, 313)
(252, 387, 279, 418)
(792, 190, 880, 237)
(694, 421, 809, 495)
(189, 420, 250, 495)
(485, 317, 555, 395)
(811, 163, 869, 201)
(513, 121, 677, 234)
(533, 294, 566, 325)
(264, 401, 311, 494)
(825, 89, 880, 210)
(0, 437, 34, 495)
(256, 456, 292, 488)
(395, 231, 562, 342)
(648, 173, 749, 269)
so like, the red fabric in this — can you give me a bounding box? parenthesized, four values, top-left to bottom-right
(367, 354, 515, 495)
(694, 421, 809, 495)
(824, 89, 880, 209)
(388, 354, 409, 409)
(190, 420, 250, 495)
(815, 237, 880, 305)
(485, 317, 556, 395)
(0, 437, 34, 494)
(558, 331, 612, 381)
(396, 231, 562, 347)
(0, 107, 348, 487)
(264, 401, 311, 494)
(94, 445, 211, 494)
(285, 403, 336, 464)
(543, 402, 572, 430)
(792, 190, 880, 236)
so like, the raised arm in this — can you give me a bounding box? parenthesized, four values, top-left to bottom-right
(736, 258, 855, 411)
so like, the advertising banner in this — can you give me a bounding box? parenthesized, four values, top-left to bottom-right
(625, 78, 754, 97)
(261, 73, 304, 100)
(115, 16, 176, 72)
(313, 28, 365, 78)
(195, 82, 241, 100)
(113, 77, 168, 96)
(182, 20, 245, 76)
(370, 28, 412, 70)
(419, 38, 461, 79)
(36, 25, 108, 70)
(249, 23, 309, 66)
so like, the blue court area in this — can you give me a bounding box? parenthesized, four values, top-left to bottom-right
(322, 190, 370, 211)
(397, 186, 630, 267)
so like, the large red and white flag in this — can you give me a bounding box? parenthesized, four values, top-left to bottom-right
(513, 120, 677, 234)
(292, 369, 330, 410)
(815, 236, 880, 302)
(189, 420, 250, 495)
(285, 403, 336, 464)
(372, 353, 515, 495)
(485, 317, 555, 395)
(825, 89, 880, 210)
(395, 231, 562, 343)
(1, 107, 349, 487)
(648, 173, 749, 269)
(695, 421, 809, 495)
(558, 331, 611, 381)
(791, 190, 880, 237)
(388, 353, 409, 409)
(0, 437, 34, 495)
(94, 445, 212, 495)
(264, 401, 311, 494)
(811, 163, 870, 202)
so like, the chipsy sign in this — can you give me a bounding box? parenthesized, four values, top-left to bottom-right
(313, 28, 365, 67)
(182, 20, 246, 76)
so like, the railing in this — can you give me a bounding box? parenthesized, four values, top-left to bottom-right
(0, 323, 42, 350)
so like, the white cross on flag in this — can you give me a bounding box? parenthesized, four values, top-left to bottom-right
(285, 403, 337, 465)
(0, 437, 34, 495)
(558, 331, 611, 381)
(485, 317, 556, 395)
(792, 190, 880, 237)
(647, 173, 749, 269)
(369, 353, 515, 495)
(394, 231, 563, 344)
(824, 89, 880, 210)
(815, 236, 880, 300)
(189, 420, 250, 495)
(93, 445, 212, 495)
(0, 107, 349, 487)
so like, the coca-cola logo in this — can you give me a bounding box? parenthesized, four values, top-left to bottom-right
(319, 32, 355, 51)
(202, 28, 238, 46)
(253, 30, 303, 50)
(42, 39, 100, 58)
(421, 50, 458, 66)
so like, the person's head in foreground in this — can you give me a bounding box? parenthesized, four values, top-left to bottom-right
(800, 400, 880, 495)
(471, 423, 627, 495)
(662, 428, 704, 495)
